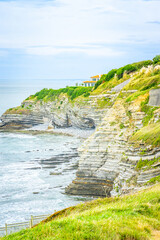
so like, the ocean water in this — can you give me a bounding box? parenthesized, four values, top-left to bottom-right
(0, 79, 91, 227)
(0, 131, 89, 226)
(0, 79, 83, 116)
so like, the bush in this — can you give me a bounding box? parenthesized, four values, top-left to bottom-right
(133, 60, 152, 69)
(84, 92, 90, 97)
(94, 59, 153, 90)
(116, 64, 137, 79)
(94, 70, 117, 90)
(30, 86, 92, 101)
(105, 69, 117, 82)
(153, 55, 160, 64)
(94, 79, 103, 90)
(124, 64, 137, 73)
(116, 67, 124, 79)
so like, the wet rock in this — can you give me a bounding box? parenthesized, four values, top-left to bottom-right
(50, 172, 62, 175)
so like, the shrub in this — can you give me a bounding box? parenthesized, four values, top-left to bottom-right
(120, 123, 125, 129)
(94, 79, 103, 89)
(84, 92, 90, 97)
(105, 69, 117, 82)
(94, 60, 153, 90)
(116, 67, 124, 79)
(94, 70, 117, 90)
(133, 60, 152, 69)
(153, 55, 160, 64)
(30, 86, 92, 101)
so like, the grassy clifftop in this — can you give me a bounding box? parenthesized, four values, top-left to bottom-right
(26, 86, 92, 102)
(4, 55, 160, 114)
(130, 122, 160, 147)
(19, 54, 160, 103)
(1, 184, 160, 240)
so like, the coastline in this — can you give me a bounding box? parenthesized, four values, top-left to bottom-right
(0, 125, 94, 139)
(0, 128, 92, 226)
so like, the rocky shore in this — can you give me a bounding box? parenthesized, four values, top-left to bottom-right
(1, 65, 160, 198)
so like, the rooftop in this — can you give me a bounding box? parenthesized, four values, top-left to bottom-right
(90, 75, 100, 79)
(83, 81, 97, 83)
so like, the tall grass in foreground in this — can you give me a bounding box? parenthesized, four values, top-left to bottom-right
(1, 183, 160, 240)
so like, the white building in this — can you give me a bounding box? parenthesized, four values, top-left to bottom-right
(83, 75, 102, 87)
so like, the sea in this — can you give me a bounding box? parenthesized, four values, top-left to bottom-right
(0, 79, 93, 227)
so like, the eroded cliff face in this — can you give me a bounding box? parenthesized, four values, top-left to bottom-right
(66, 95, 160, 197)
(0, 93, 117, 130)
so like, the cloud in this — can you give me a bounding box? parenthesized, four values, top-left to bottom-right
(81, 5, 127, 15)
(26, 45, 124, 57)
(0, 0, 159, 57)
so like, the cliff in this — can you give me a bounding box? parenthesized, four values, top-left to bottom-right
(1, 62, 160, 197)
(66, 64, 160, 196)
(0, 92, 117, 130)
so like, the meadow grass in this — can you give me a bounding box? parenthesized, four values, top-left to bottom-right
(123, 73, 160, 91)
(130, 122, 160, 147)
(1, 184, 160, 240)
(136, 157, 160, 171)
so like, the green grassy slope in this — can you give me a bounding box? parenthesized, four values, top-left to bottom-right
(2, 184, 160, 240)
(130, 122, 160, 147)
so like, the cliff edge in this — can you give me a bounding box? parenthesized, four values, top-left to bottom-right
(66, 64, 160, 196)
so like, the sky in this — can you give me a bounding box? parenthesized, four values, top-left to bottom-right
(0, 0, 160, 80)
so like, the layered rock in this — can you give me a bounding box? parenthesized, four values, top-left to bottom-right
(111, 145, 160, 196)
(0, 113, 44, 129)
(1, 82, 160, 198)
(0, 93, 117, 130)
(66, 97, 160, 197)
(66, 100, 132, 196)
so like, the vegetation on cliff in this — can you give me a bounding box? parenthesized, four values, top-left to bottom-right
(130, 122, 160, 147)
(4, 55, 160, 116)
(94, 55, 160, 90)
(27, 86, 92, 102)
(5, 107, 31, 115)
(1, 183, 160, 240)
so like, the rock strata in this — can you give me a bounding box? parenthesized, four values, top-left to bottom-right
(0, 93, 117, 130)
(1, 113, 44, 129)
(1, 85, 160, 197)
(66, 97, 160, 197)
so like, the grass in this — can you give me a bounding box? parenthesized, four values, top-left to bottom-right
(5, 107, 31, 115)
(94, 60, 153, 90)
(92, 75, 127, 95)
(126, 90, 157, 127)
(27, 86, 92, 102)
(125, 90, 148, 103)
(123, 73, 160, 91)
(140, 95, 158, 126)
(93, 60, 160, 96)
(130, 122, 160, 147)
(136, 157, 160, 171)
(1, 184, 160, 240)
(145, 176, 160, 185)
(97, 97, 112, 108)
(119, 123, 125, 129)
(94, 59, 153, 91)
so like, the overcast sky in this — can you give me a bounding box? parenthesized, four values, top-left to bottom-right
(0, 0, 160, 80)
